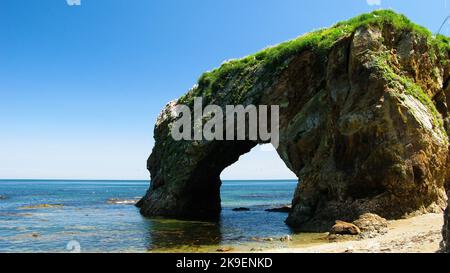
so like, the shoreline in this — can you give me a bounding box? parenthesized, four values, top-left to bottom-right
(151, 213, 444, 253)
(150, 213, 444, 253)
(258, 213, 444, 253)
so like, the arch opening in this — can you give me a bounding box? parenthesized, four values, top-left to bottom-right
(217, 144, 295, 217)
(215, 143, 298, 238)
(161, 140, 299, 222)
(220, 144, 297, 181)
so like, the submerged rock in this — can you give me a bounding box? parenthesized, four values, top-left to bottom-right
(265, 206, 291, 213)
(19, 204, 63, 210)
(138, 10, 450, 232)
(330, 221, 361, 236)
(232, 207, 250, 212)
(0, 195, 6, 200)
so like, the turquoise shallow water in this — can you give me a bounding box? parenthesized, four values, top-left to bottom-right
(0, 180, 297, 252)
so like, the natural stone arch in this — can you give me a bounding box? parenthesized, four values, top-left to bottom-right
(138, 11, 450, 233)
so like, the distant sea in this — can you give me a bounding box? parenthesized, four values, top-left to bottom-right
(0, 179, 299, 252)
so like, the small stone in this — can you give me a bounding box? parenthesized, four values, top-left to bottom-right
(328, 234, 339, 241)
(250, 248, 263, 252)
(280, 235, 293, 242)
(217, 247, 234, 252)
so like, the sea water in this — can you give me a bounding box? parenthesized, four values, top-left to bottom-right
(0, 179, 303, 252)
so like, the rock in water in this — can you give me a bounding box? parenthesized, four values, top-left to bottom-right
(265, 206, 291, 213)
(138, 10, 450, 232)
(330, 221, 361, 235)
(19, 204, 63, 209)
(232, 207, 250, 212)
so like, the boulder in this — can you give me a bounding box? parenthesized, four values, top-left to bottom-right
(330, 221, 361, 235)
(353, 213, 388, 238)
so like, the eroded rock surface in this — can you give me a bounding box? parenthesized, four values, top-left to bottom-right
(138, 11, 450, 232)
(444, 192, 449, 252)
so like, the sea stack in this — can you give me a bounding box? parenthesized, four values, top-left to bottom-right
(138, 10, 450, 233)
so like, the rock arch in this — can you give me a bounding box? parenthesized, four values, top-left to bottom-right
(138, 11, 450, 233)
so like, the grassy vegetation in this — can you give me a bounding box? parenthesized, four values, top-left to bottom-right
(435, 34, 450, 65)
(179, 9, 449, 106)
(374, 51, 445, 134)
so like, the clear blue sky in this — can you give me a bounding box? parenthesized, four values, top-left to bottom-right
(1, 0, 449, 180)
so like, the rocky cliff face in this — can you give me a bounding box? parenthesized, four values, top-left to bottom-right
(138, 11, 450, 238)
(444, 193, 449, 252)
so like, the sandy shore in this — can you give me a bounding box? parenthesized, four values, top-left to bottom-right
(264, 213, 444, 253)
(151, 213, 444, 253)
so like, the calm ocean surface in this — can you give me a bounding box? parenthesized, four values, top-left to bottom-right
(0, 180, 298, 252)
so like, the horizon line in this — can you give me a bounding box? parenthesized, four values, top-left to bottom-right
(0, 178, 298, 182)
